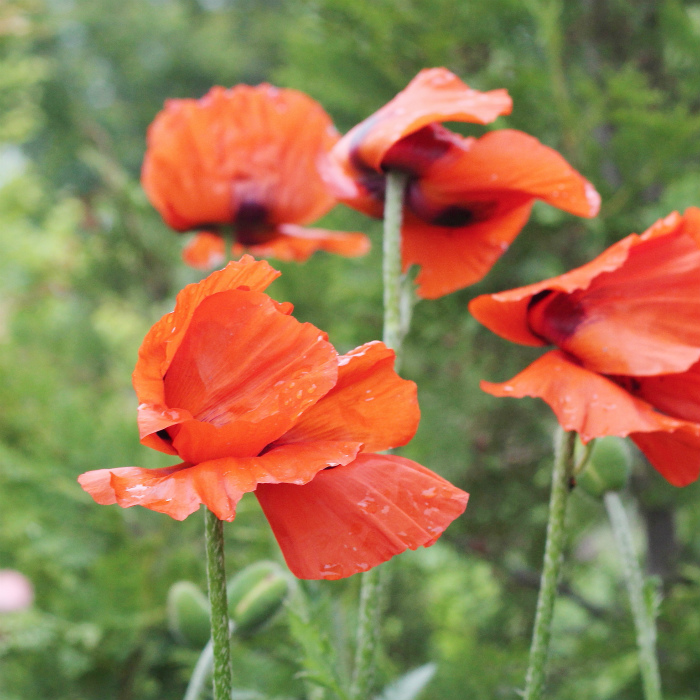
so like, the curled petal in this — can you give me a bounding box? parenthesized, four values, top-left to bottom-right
(78, 441, 362, 522)
(481, 350, 691, 442)
(339, 68, 512, 174)
(256, 453, 469, 580)
(279, 341, 419, 452)
(160, 289, 337, 462)
(418, 129, 600, 218)
(238, 224, 370, 262)
(403, 204, 533, 299)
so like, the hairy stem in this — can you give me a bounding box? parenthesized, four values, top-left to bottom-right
(204, 508, 233, 700)
(523, 426, 577, 700)
(351, 170, 408, 700)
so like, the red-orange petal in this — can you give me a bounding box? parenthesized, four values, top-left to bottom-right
(133, 256, 284, 454)
(240, 224, 370, 262)
(256, 452, 469, 580)
(78, 441, 362, 522)
(481, 350, 691, 442)
(278, 341, 419, 452)
(182, 231, 226, 269)
(402, 203, 534, 299)
(473, 210, 700, 375)
(631, 429, 700, 486)
(337, 68, 512, 174)
(161, 288, 338, 462)
(142, 84, 339, 232)
(630, 361, 700, 423)
(418, 129, 600, 218)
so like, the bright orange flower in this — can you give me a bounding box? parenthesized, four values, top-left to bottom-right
(78, 256, 468, 579)
(142, 85, 369, 268)
(470, 209, 700, 486)
(325, 68, 600, 299)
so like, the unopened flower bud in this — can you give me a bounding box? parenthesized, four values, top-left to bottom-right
(167, 581, 210, 648)
(227, 561, 289, 635)
(577, 437, 631, 499)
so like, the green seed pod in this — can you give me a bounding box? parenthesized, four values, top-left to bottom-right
(167, 581, 211, 648)
(227, 561, 289, 636)
(577, 436, 631, 499)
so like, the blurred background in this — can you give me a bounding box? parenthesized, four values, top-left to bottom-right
(1, 0, 700, 697)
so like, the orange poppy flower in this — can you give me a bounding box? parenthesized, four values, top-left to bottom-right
(142, 85, 369, 268)
(325, 68, 600, 299)
(78, 256, 468, 579)
(469, 208, 700, 486)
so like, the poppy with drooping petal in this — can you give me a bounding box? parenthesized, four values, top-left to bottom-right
(470, 208, 700, 486)
(78, 256, 468, 579)
(325, 67, 600, 299)
(142, 85, 369, 268)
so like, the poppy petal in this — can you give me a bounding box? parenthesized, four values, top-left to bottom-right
(78, 441, 362, 522)
(182, 231, 226, 269)
(482, 350, 690, 442)
(341, 68, 512, 173)
(240, 224, 370, 262)
(256, 453, 469, 580)
(278, 341, 419, 452)
(142, 85, 339, 232)
(538, 224, 700, 375)
(402, 203, 534, 299)
(469, 234, 639, 346)
(161, 288, 337, 462)
(630, 361, 700, 423)
(133, 257, 284, 453)
(418, 129, 600, 218)
(470, 210, 700, 356)
(631, 429, 700, 487)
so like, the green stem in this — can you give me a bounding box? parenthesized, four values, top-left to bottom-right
(604, 492, 662, 700)
(205, 507, 233, 700)
(523, 426, 577, 700)
(350, 170, 408, 700)
(382, 170, 409, 358)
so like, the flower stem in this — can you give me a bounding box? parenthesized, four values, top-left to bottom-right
(351, 170, 408, 700)
(382, 170, 409, 359)
(204, 507, 233, 700)
(523, 426, 577, 700)
(604, 491, 662, 700)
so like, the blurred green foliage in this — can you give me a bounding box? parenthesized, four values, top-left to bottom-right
(1, 0, 700, 697)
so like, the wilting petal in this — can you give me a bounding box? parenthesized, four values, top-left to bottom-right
(403, 203, 534, 299)
(256, 453, 469, 580)
(341, 68, 512, 173)
(279, 341, 419, 452)
(631, 429, 700, 487)
(183, 231, 226, 269)
(160, 289, 337, 462)
(78, 441, 362, 522)
(418, 129, 600, 219)
(241, 224, 370, 262)
(482, 350, 690, 442)
(142, 85, 339, 232)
